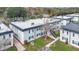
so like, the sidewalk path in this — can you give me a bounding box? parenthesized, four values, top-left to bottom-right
(45, 37, 59, 48)
(39, 35, 59, 51)
(14, 38, 25, 51)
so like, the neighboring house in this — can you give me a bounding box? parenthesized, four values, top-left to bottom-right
(60, 22, 79, 48)
(66, 13, 79, 22)
(54, 16, 73, 26)
(0, 22, 13, 50)
(9, 18, 60, 44)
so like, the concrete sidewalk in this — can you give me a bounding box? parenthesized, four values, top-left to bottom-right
(39, 35, 59, 51)
(45, 37, 59, 48)
(14, 38, 25, 51)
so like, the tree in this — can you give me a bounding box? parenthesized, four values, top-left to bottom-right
(7, 7, 27, 18)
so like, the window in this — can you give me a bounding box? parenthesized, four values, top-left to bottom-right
(78, 42, 79, 46)
(32, 36, 33, 38)
(39, 27, 40, 30)
(62, 37, 68, 40)
(72, 40, 78, 45)
(41, 32, 43, 35)
(72, 40, 74, 44)
(29, 30, 30, 33)
(29, 36, 33, 40)
(9, 34, 11, 37)
(37, 28, 38, 31)
(46, 32, 47, 34)
(44, 32, 47, 34)
(73, 33, 75, 37)
(32, 29, 34, 32)
(39, 33, 40, 36)
(3, 35, 5, 39)
(29, 37, 30, 40)
(37, 34, 38, 36)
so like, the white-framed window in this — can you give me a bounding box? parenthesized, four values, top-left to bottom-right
(37, 28, 39, 31)
(73, 33, 75, 37)
(29, 30, 30, 33)
(62, 37, 68, 40)
(37, 34, 38, 36)
(72, 40, 78, 45)
(32, 29, 34, 32)
(29, 37, 30, 40)
(29, 36, 34, 40)
(9, 34, 11, 37)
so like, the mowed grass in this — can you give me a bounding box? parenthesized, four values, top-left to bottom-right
(50, 40, 79, 51)
(5, 46, 17, 51)
(24, 37, 53, 51)
(55, 31, 60, 37)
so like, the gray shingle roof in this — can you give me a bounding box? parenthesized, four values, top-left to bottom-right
(11, 18, 61, 31)
(0, 22, 13, 35)
(62, 22, 79, 33)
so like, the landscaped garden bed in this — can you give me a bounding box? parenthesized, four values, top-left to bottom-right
(50, 40, 79, 51)
(24, 36, 53, 51)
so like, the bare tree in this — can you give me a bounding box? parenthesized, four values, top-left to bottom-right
(43, 14, 50, 40)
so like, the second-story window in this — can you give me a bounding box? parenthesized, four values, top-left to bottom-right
(37, 28, 38, 31)
(73, 33, 75, 37)
(29, 30, 30, 33)
(9, 34, 11, 37)
(3, 35, 5, 39)
(32, 29, 34, 32)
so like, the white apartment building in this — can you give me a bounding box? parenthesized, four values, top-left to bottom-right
(9, 18, 60, 44)
(60, 22, 79, 48)
(0, 22, 13, 50)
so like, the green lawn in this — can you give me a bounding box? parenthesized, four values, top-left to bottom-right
(55, 31, 60, 37)
(50, 40, 79, 51)
(24, 36, 53, 51)
(5, 46, 17, 51)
